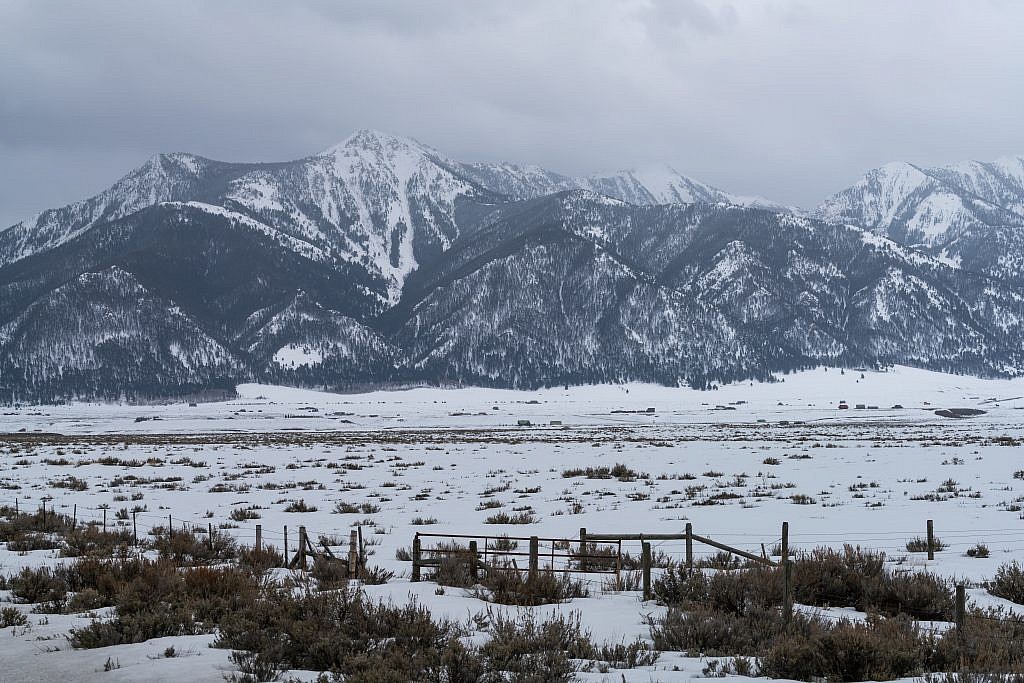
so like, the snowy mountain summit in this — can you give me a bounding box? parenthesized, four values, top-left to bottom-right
(3, 131, 1024, 401)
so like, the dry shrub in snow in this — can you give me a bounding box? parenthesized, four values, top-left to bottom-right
(989, 561, 1024, 605)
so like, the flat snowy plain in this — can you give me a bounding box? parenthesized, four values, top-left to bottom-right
(2, 366, 1024, 681)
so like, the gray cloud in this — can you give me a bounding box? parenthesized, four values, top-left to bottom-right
(2, 0, 1023, 226)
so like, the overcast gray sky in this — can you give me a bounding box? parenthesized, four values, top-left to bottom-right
(2, 0, 1023, 226)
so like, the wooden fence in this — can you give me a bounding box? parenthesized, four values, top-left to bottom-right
(411, 521, 780, 600)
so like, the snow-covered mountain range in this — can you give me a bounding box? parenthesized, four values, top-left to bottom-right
(2, 130, 1023, 401)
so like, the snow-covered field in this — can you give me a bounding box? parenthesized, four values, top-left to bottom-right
(2, 366, 1024, 681)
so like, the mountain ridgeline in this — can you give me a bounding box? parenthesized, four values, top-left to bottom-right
(2, 130, 1024, 401)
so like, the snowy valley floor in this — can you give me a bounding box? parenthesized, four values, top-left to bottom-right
(2, 366, 1024, 681)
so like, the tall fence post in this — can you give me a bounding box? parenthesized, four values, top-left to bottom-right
(132, 510, 138, 547)
(642, 541, 652, 600)
(349, 529, 359, 578)
(685, 522, 693, 572)
(103, 507, 107, 534)
(283, 525, 289, 568)
(357, 525, 364, 569)
(297, 526, 307, 568)
(255, 524, 262, 551)
(579, 527, 588, 572)
(927, 519, 935, 561)
(469, 540, 479, 583)
(955, 583, 966, 633)
(72, 504, 77, 530)
(208, 522, 214, 550)
(529, 536, 539, 581)
(412, 534, 422, 582)
(782, 521, 792, 627)
(781, 520, 789, 562)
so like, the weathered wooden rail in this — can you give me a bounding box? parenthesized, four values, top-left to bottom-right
(411, 522, 780, 600)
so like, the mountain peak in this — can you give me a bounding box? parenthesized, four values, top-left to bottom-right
(583, 164, 730, 206)
(322, 128, 441, 160)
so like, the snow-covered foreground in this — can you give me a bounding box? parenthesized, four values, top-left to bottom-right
(2, 366, 1024, 681)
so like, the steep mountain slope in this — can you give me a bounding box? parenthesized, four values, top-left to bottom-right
(0, 152, 228, 265)
(240, 291, 398, 388)
(815, 156, 1024, 281)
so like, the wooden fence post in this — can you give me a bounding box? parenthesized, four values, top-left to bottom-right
(283, 525, 289, 567)
(783, 561, 793, 627)
(685, 522, 693, 572)
(469, 540, 479, 583)
(297, 526, 307, 568)
(208, 522, 214, 550)
(579, 527, 588, 572)
(955, 583, 966, 633)
(529, 536, 539, 581)
(103, 507, 107, 534)
(642, 541, 652, 600)
(412, 534, 421, 582)
(357, 525, 364, 569)
(72, 504, 77, 530)
(168, 513, 173, 538)
(349, 529, 359, 578)
(132, 510, 137, 546)
(255, 524, 262, 551)
(615, 539, 622, 590)
(782, 521, 792, 627)
(927, 519, 935, 561)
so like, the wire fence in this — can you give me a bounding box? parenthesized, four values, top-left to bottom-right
(3, 489, 1024, 564)
(5, 495, 1024, 646)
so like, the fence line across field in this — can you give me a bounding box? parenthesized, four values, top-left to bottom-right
(0, 495, 1012, 574)
(7, 497, 1024, 649)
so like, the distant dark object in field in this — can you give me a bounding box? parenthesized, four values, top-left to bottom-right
(838, 402, 849, 409)
(855, 403, 866, 409)
(934, 408, 986, 418)
(610, 407, 655, 414)
(891, 404, 904, 409)
(517, 419, 532, 426)
(713, 405, 737, 411)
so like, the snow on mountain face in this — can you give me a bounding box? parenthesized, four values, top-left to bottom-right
(816, 157, 1024, 245)
(221, 129, 485, 305)
(0, 153, 210, 265)
(815, 155, 1024, 283)
(458, 162, 577, 201)
(582, 165, 730, 205)
(459, 161, 785, 211)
